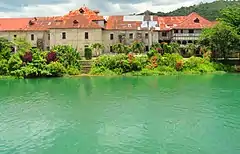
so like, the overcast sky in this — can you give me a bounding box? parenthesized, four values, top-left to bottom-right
(0, 0, 214, 17)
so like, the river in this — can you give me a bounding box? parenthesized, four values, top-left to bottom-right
(0, 74, 240, 154)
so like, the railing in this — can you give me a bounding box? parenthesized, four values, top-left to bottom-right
(173, 33, 201, 37)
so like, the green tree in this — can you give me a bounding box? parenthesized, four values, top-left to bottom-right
(13, 37, 32, 53)
(112, 43, 129, 54)
(131, 41, 144, 54)
(218, 5, 240, 34)
(91, 43, 104, 57)
(169, 42, 180, 53)
(199, 23, 240, 59)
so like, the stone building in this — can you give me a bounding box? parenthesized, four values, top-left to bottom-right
(0, 6, 215, 55)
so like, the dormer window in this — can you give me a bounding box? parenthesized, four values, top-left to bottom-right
(79, 8, 84, 14)
(73, 20, 79, 24)
(194, 18, 200, 23)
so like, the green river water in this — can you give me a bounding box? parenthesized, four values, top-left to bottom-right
(0, 74, 240, 154)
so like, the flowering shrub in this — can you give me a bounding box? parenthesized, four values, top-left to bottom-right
(47, 51, 57, 63)
(176, 60, 184, 71)
(22, 51, 32, 63)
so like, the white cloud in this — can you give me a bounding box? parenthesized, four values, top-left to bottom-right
(0, 0, 214, 18)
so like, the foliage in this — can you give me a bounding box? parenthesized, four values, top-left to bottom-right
(13, 37, 32, 53)
(84, 47, 92, 60)
(46, 62, 66, 77)
(91, 43, 104, 56)
(0, 59, 9, 75)
(218, 5, 240, 34)
(199, 23, 240, 59)
(184, 43, 197, 57)
(147, 49, 158, 59)
(0, 39, 82, 78)
(131, 41, 145, 54)
(47, 51, 57, 63)
(112, 43, 130, 54)
(0, 37, 13, 60)
(151, 43, 162, 53)
(52, 45, 81, 70)
(91, 52, 230, 76)
(169, 42, 180, 54)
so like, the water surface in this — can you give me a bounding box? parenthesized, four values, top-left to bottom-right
(1, 74, 240, 154)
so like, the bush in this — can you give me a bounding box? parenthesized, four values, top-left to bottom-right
(159, 53, 183, 68)
(46, 62, 66, 77)
(0, 59, 9, 75)
(84, 47, 92, 60)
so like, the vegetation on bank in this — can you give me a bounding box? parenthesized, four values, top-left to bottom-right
(138, 1, 240, 21)
(90, 52, 234, 76)
(0, 38, 81, 78)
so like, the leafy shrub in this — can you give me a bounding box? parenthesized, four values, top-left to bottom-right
(47, 51, 57, 63)
(176, 60, 184, 71)
(22, 51, 32, 63)
(159, 53, 183, 68)
(147, 49, 158, 59)
(46, 62, 66, 77)
(84, 47, 92, 60)
(0, 59, 9, 75)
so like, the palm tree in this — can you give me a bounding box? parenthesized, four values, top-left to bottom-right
(91, 43, 104, 57)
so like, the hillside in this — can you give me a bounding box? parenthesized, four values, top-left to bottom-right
(139, 0, 240, 21)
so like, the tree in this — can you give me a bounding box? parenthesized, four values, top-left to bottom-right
(131, 41, 144, 54)
(0, 37, 13, 60)
(199, 23, 240, 59)
(13, 37, 32, 53)
(169, 42, 180, 53)
(151, 42, 162, 54)
(91, 43, 104, 57)
(112, 43, 129, 54)
(218, 5, 240, 34)
(185, 43, 197, 57)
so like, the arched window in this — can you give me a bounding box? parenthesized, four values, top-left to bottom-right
(182, 40, 187, 45)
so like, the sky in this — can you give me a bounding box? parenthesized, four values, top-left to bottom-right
(0, 0, 214, 18)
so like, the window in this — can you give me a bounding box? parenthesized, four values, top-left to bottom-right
(194, 18, 200, 23)
(181, 30, 183, 33)
(129, 33, 133, 39)
(182, 40, 187, 45)
(174, 30, 178, 33)
(145, 46, 149, 52)
(31, 34, 34, 41)
(177, 40, 181, 44)
(62, 32, 66, 39)
(110, 34, 114, 40)
(48, 34, 50, 40)
(110, 46, 113, 52)
(84, 45, 88, 48)
(188, 40, 193, 43)
(14, 35, 17, 38)
(85, 32, 88, 39)
(145, 33, 148, 39)
(162, 32, 167, 37)
(189, 29, 194, 33)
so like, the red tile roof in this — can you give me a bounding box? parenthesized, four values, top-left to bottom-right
(158, 16, 186, 30)
(105, 16, 159, 30)
(0, 7, 216, 31)
(0, 18, 31, 31)
(174, 12, 215, 29)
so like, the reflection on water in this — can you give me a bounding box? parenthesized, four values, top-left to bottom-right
(0, 74, 240, 154)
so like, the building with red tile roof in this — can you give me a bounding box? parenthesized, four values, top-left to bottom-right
(0, 6, 217, 54)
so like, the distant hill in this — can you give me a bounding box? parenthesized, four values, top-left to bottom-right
(138, 0, 240, 21)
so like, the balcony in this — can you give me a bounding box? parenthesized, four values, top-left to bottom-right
(173, 33, 201, 37)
